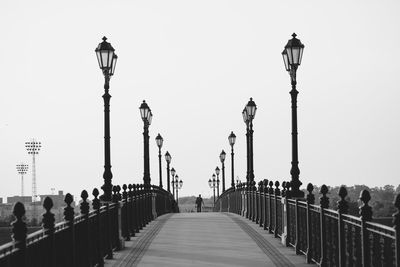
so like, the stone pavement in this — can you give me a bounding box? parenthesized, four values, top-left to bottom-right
(104, 212, 315, 267)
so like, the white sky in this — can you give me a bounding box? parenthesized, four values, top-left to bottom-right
(1, 0, 399, 202)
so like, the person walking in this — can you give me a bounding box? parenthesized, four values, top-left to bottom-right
(195, 194, 204, 212)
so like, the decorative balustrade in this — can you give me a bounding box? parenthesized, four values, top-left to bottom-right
(215, 181, 400, 267)
(0, 184, 175, 267)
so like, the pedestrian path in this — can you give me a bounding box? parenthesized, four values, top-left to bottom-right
(104, 213, 314, 267)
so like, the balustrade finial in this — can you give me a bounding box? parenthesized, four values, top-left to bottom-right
(122, 184, 128, 200)
(281, 181, 287, 197)
(337, 186, 348, 214)
(258, 181, 263, 192)
(80, 190, 90, 215)
(359, 189, 372, 221)
(11, 202, 27, 248)
(274, 181, 280, 196)
(306, 183, 314, 204)
(42, 197, 55, 232)
(92, 188, 100, 210)
(263, 179, 269, 193)
(319, 185, 329, 209)
(64, 193, 74, 222)
(269, 181, 274, 194)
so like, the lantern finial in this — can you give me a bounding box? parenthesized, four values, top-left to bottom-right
(292, 33, 297, 38)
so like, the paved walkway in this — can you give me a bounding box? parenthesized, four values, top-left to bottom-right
(104, 213, 314, 267)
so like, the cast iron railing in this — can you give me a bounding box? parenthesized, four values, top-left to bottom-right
(215, 180, 400, 267)
(0, 184, 175, 267)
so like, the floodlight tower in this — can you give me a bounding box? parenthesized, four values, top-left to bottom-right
(25, 139, 41, 222)
(16, 163, 28, 197)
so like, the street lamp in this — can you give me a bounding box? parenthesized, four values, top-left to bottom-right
(95, 36, 117, 202)
(165, 151, 172, 192)
(228, 131, 236, 188)
(172, 174, 183, 205)
(16, 163, 28, 197)
(243, 98, 257, 187)
(282, 33, 305, 198)
(140, 100, 153, 188)
(215, 166, 220, 198)
(155, 134, 164, 188)
(219, 150, 226, 192)
(171, 167, 176, 198)
(208, 174, 218, 206)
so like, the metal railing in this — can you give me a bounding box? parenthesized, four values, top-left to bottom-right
(215, 180, 400, 267)
(0, 184, 175, 267)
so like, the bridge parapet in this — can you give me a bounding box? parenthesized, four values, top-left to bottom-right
(0, 183, 175, 267)
(215, 182, 400, 266)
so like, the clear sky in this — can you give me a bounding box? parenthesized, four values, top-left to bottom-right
(1, 0, 399, 202)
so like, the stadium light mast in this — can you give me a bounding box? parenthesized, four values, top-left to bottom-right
(16, 163, 28, 197)
(25, 139, 41, 223)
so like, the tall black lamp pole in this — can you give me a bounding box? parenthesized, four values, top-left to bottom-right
(165, 151, 171, 192)
(208, 174, 217, 206)
(219, 150, 226, 192)
(95, 36, 117, 202)
(282, 33, 305, 198)
(139, 100, 153, 189)
(228, 131, 236, 188)
(171, 167, 176, 199)
(243, 98, 257, 185)
(215, 167, 220, 198)
(155, 134, 164, 188)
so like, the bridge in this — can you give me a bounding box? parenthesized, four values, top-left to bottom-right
(0, 181, 399, 266)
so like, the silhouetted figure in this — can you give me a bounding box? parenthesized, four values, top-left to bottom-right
(195, 194, 204, 212)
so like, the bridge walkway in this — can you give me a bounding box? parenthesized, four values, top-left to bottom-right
(104, 213, 314, 267)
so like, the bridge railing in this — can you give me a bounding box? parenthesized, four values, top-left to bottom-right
(0, 183, 175, 267)
(215, 180, 400, 267)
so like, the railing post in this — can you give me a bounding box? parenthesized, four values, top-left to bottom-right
(112, 186, 125, 251)
(242, 184, 246, 217)
(305, 183, 315, 263)
(281, 181, 288, 246)
(268, 181, 274, 234)
(152, 186, 158, 220)
(251, 181, 256, 222)
(263, 179, 269, 231)
(128, 184, 135, 237)
(319, 185, 329, 267)
(258, 181, 263, 227)
(11, 202, 27, 267)
(42, 197, 56, 267)
(92, 189, 104, 267)
(393, 194, 400, 267)
(122, 184, 130, 241)
(274, 181, 281, 238)
(359, 189, 372, 267)
(337, 186, 348, 267)
(80, 190, 91, 267)
(64, 193, 76, 267)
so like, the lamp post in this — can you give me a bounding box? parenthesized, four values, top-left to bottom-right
(140, 100, 153, 188)
(215, 167, 220, 198)
(282, 33, 305, 198)
(171, 167, 176, 199)
(172, 175, 183, 205)
(95, 36, 117, 202)
(243, 98, 257, 186)
(16, 163, 28, 197)
(228, 131, 236, 188)
(155, 134, 164, 188)
(165, 151, 171, 192)
(219, 150, 226, 192)
(208, 174, 218, 206)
